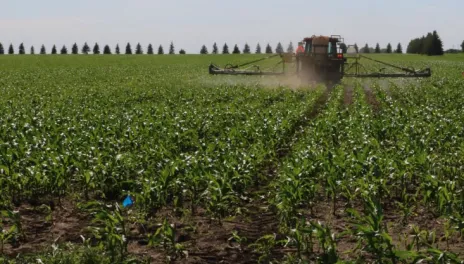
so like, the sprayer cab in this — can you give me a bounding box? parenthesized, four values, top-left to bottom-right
(296, 35, 347, 83)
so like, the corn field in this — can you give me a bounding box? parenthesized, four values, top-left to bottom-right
(1, 54, 464, 263)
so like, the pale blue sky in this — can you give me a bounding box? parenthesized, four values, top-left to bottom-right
(1, 0, 462, 53)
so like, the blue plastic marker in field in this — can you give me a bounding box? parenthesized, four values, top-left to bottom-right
(122, 195, 134, 208)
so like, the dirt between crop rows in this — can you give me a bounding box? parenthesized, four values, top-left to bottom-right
(363, 84, 381, 112)
(6, 193, 464, 263)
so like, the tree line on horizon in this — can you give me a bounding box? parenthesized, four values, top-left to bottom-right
(1, 32, 461, 55)
(0, 42, 186, 55)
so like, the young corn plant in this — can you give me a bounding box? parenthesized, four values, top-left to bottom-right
(148, 218, 187, 261)
(347, 197, 397, 263)
(249, 234, 285, 264)
(0, 209, 23, 253)
(310, 221, 339, 264)
(91, 203, 129, 263)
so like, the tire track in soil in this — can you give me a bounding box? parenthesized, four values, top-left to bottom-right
(186, 87, 333, 264)
(343, 85, 354, 106)
(363, 83, 381, 112)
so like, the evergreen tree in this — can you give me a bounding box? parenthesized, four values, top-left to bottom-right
(354, 43, 359, 53)
(8, 44, 14, 54)
(115, 44, 120, 54)
(179, 49, 186, 54)
(60, 45, 68, 54)
(212, 42, 218, 54)
(275, 42, 284, 53)
(72, 43, 78, 54)
(339, 43, 347, 53)
(103, 45, 112, 54)
(386, 43, 392, 53)
(135, 43, 143, 54)
(40, 45, 46, 54)
(222, 43, 229, 54)
(265, 44, 273, 54)
(200, 45, 208, 54)
(125, 43, 132, 54)
(147, 44, 154, 54)
(431, 30, 444, 55)
(232, 44, 240, 54)
(395, 43, 403, 54)
(93, 43, 100, 54)
(158, 45, 164, 55)
(243, 43, 251, 54)
(51, 45, 57, 54)
(287, 42, 294, 53)
(30, 46, 35, 55)
(375, 43, 381, 53)
(461, 40, 464, 52)
(362, 44, 370, 53)
(255, 43, 262, 54)
(169, 42, 175, 54)
(0, 43, 4, 55)
(82, 42, 90, 54)
(19, 43, 25, 54)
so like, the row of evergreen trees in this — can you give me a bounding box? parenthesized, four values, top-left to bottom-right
(0, 42, 186, 55)
(347, 43, 403, 54)
(3, 37, 459, 55)
(406, 31, 444, 55)
(200, 42, 288, 54)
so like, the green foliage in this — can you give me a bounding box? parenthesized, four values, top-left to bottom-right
(135, 43, 143, 54)
(0, 42, 4, 54)
(157, 45, 164, 55)
(93, 43, 100, 55)
(8, 44, 14, 54)
(103, 45, 112, 55)
(60, 45, 68, 55)
(243, 43, 251, 54)
(395, 42, 403, 53)
(125, 43, 132, 54)
(200, 45, 208, 54)
(40, 44, 46, 54)
(0, 54, 463, 262)
(362, 43, 370, 53)
(232, 44, 240, 54)
(72, 43, 78, 54)
(212, 42, 218, 54)
(375, 43, 381, 53)
(82, 42, 90, 54)
(115, 44, 120, 54)
(275, 42, 284, 54)
(147, 44, 153, 55)
(169, 41, 175, 54)
(179, 49, 186, 54)
(51, 45, 57, 54)
(30, 46, 35, 55)
(222, 43, 229, 54)
(18, 43, 25, 55)
(265, 43, 273, 54)
(407, 31, 444, 55)
(255, 43, 261, 54)
(386, 43, 392, 53)
(148, 219, 186, 261)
